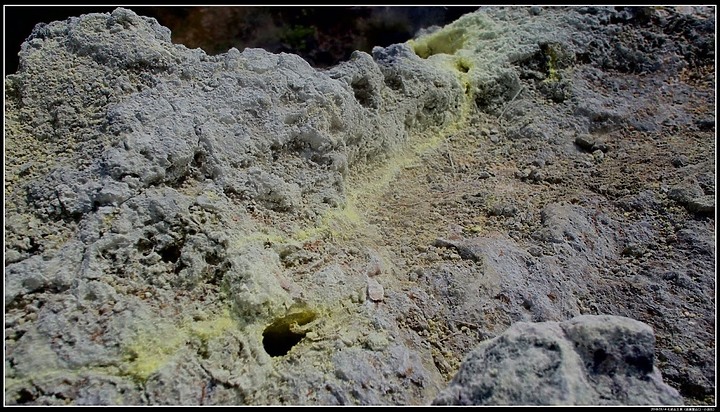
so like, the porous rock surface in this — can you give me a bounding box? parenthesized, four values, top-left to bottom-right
(433, 315, 682, 405)
(4, 6, 715, 406)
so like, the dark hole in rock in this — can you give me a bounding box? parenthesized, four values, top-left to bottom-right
(193, 150, 206, 167)
(26, 238, 41, 255)
(592, 348, 609, 373)
(263, 328, 305, 358)
(16, 388, 36, 404)
(456, 59, 471, 73)
(383, 73, 404, 91)
(262, 304, 317, 357)
(625, 351, 654, 374)
(680, 381, 709, 400)
(136, 238, 154, 254)
(159, 244, 182, 263)
(351, 77, 376, 108)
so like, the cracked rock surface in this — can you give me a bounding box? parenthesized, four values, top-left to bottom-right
(433, 315, 682, 405)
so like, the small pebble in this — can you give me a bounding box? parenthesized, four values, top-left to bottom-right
(367, 278, 384, 302)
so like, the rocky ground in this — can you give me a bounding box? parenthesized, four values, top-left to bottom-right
(3, 6, 716, 406)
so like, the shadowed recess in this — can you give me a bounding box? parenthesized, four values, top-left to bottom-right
(262, 304, 317, 357)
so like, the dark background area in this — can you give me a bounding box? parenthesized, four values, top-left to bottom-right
(4, 6, 479, 73)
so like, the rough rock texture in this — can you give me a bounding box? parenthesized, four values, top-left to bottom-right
(3, 6, 482, 74)
(433, 315, 682, 405)
(4, 6, 715, 406)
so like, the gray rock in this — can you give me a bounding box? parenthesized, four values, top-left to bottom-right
(668, 184, 703, 204)
(574, 134, 608, 153)
(433, 315, 683, 405)
(616, 190, 661, 212)
(685, 195, 714, 215)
